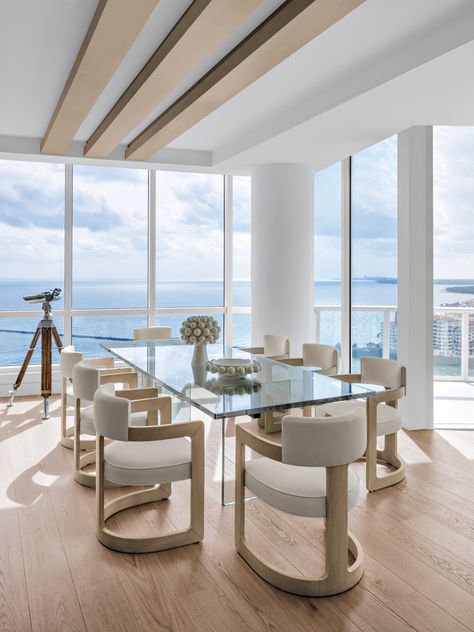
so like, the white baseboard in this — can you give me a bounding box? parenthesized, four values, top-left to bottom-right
(0, 365, 61, 398)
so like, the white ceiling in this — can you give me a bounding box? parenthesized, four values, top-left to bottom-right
(1, 0, 474, 174)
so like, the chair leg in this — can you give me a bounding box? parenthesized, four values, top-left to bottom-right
(365, 398, 405, 492)
(371, 432, 405, 491)
(235, 463, 364, 597)
(62, 383, 94, 449)
(73, 398, 97, 488)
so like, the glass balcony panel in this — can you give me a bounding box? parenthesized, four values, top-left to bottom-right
(433, 312, 462, 377)
(72, 315, 146, 358)
(351, 310, 384, 373)
(389, 311, 398, 360)
(232, 313, 251, 348)
(0, 317, 64, 367)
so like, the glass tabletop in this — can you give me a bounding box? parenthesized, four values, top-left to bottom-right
(100, 340, 380, 419)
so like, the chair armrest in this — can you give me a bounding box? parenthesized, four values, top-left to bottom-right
(371, 385, 405, 405)
(316, 367, 337, 376)
(127, 419, 203, 442)
(115, 387, 159, 400)
(99, 367, 134, 376)
(279, 357, 303, 366)
(124, 394, 172, 427)
(88, 356, 115, 368)
(240, 346, 264, 355)
(100, 370, 138, 389)
(333, 373, 362, 383)
(236, 422, 282, 462)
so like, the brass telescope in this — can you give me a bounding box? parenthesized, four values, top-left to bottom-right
(8, 288, 63, 420)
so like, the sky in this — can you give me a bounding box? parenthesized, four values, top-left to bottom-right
(0, 161, 250, 282)
(0, 127, 473, 284)
(434, 126, 474, 279)
(314, 135, 398, 280)
(314, 127, 474, 281)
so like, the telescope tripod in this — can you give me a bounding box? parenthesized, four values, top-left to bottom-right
(7, 303, 63, 420)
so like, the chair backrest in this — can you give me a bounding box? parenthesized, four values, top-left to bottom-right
(133, 326, 172, 341)
(72, 360, 101, 402)
(60, 345, 83, 379)
(360, 357, 405, 389)
(94, 384, 130, 441)
(263, 334, 291, 357)
(282, 411, 366, 468)
(302, 343, 338, 372)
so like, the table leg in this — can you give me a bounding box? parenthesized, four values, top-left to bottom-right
(221, 417, 256, 507)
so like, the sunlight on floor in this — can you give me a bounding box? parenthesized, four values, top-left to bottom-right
(32, 471, 60, 487)
(434, 381, 474, 428)
(399, 433, 432, 464)
(436, 430, 474, 460)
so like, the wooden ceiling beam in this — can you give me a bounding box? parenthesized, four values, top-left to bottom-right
(85, 0, 262, 158)
(125, 0, 365, 161)
(41, 0, 159, 156)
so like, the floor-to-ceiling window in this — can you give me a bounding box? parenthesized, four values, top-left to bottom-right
(232, 175, 251, 347)
(0, 162, 249, 373)
(155, 171, 224, 336)
(351, 135, 398, 371)
(433, 126, 474, 380)
(314, 135, 398, 372)
(314, 163, 342, 361)
(0, 160, 65, 366)
(72, 165, 148, 356)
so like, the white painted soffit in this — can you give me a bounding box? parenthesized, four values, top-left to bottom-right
(206, 1, 474, 172)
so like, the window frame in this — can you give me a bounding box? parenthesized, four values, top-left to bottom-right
(0, 162, 251, 368)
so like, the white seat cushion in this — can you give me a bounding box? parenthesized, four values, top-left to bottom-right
(104, 438, 191, 486)
(80, 406, 149, 437)
(245, 458, 360, 518)
(316, 399, 402, 437)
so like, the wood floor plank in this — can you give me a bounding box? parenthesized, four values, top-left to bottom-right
(43, 433, 149, 632)
(2, 396, 474, 632)
(0, 418, 32, 632)
(350, 509, 474, 630)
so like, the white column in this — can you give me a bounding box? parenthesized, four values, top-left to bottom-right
(251, 163, 314, 355)
(398, 126, 433, 429)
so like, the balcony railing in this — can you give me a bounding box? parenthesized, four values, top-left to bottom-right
(314, 305, 474, 381)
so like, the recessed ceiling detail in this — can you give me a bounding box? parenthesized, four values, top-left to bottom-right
(84, 0, 262, 158)
(40, 0, 159, 156)
(125, 0, 365, 161)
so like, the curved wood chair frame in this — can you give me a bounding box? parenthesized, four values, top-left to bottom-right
(235, 423, 364, 597)
(74, 368, 138, 488)
(61, 355, 115, 450)
(96, 395, 204, 554)
(333, 371, 406, 492)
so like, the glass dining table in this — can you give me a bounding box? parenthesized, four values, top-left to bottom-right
(100, 339, 379, 505)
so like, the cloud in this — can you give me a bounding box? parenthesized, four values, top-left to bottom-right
(0, 160, 64, 229)
(73, 191, 123, 232)
(315, 135, 398, 278)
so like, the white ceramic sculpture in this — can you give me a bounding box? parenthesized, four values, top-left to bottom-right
(180, 315, 221, 365)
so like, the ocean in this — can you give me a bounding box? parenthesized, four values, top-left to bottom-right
(0, 279, 472, 368)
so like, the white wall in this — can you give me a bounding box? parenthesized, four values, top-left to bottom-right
(251, 163, 314, 355)
(397, 126, 434, 429)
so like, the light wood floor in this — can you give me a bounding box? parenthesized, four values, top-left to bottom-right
(1, 396, 474, 632)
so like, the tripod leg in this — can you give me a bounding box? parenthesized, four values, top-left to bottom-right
(51, 325, 63, 352)
(41, 325, 52, 420)
(7, 326, 41, 408)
